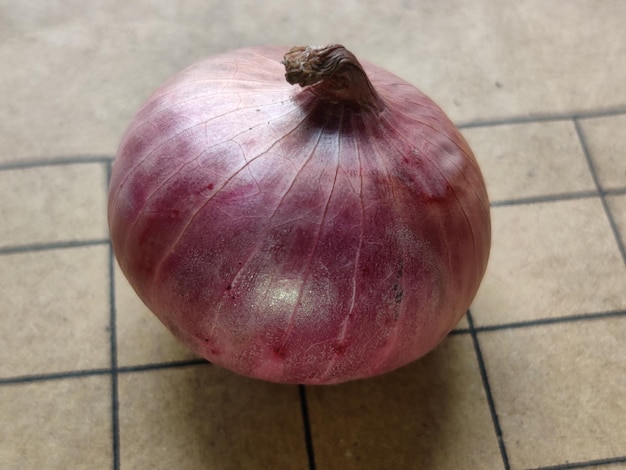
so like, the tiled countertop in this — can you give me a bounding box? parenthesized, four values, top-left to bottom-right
(1, 2, 626, 469)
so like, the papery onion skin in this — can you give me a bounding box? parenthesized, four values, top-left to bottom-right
(108, 45, 491, 385)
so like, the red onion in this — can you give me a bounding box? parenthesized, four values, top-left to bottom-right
(108, 45, 491, 384)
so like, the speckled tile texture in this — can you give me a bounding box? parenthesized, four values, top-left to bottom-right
(1, 1, 625, 469)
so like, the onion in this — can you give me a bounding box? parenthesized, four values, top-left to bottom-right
(108, 45, 491, 384)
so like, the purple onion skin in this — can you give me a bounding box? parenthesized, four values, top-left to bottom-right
(108, 46, 491, 384)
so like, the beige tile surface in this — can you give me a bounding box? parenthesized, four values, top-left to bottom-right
(480, 318, 626, 469)
(464, 121, 596, 202)
(1, 1, 626, 469)
(0, 163, 108, 247)
(0, 245, 110, 377)
(471, 198, 626, 326)
(118, 365, 308, 469)
(307, 335, 502, 469)
(0, 375, 112, 469)
(579, 115, 626, 189)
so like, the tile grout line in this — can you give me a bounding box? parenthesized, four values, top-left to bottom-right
(0, 368, 112, 385)
(0, 155, 114, 172)
(298, 385, 317, 470)
(106, 161, 121, 470)
(109, 244, 121, 470)
(0, 360, 212, 387)
(489, 190, 599, 208)
(530, 454, 626, 470)
(470, 309, 626, 333)
(574, 119, 626, 266)
(456, 106, 626, 129)
(0, 239, 110, 256)
(605, 187, 626, 197)
(466, 311, 510, 470)
(118, 359, 210, 373)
